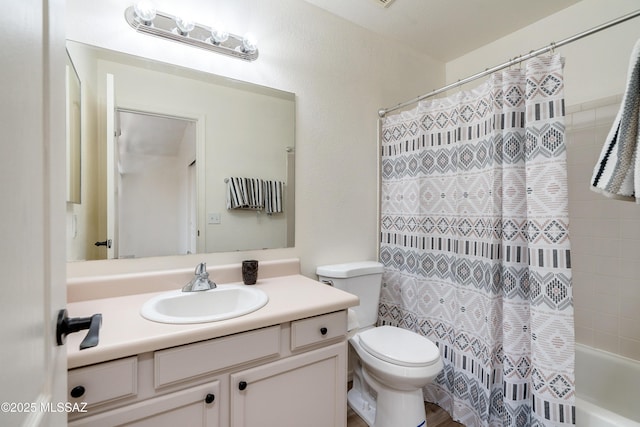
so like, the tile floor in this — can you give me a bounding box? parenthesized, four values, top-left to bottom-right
(346, 401, 463, 427)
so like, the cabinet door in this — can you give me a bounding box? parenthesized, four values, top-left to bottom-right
(231, 342, 347, 427)
(69, 381, 219, 427)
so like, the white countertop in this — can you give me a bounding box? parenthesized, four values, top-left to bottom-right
(66, 274, 359, 369)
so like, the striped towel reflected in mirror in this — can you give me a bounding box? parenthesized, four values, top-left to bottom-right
(226, 177, 263, 210)
(226, 177, 284, 214)
(263, 180, 283, 215)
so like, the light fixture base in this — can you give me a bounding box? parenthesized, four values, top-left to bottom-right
(124, 6, 259, 61)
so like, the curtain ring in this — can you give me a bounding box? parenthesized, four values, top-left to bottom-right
(550, 41, 556, 55)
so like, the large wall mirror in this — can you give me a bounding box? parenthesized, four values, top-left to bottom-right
(66, 41, 295, 262)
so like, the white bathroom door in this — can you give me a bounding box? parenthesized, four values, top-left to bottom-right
(0, 0, 67, 426)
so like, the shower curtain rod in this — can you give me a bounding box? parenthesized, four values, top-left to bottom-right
(378, 9, 640, 118)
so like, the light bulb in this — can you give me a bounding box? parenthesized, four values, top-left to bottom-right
(210, 27, 229, 45)
(175, 17, 195, 35)
(241, 32, 258, 54)
(133, 1, 156, 25)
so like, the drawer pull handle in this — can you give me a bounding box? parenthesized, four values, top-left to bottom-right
(238, 381, 248, 391)
(70, 386, 85, 398)
(320, 327, 328, 335)
(205, 393, 215, 404)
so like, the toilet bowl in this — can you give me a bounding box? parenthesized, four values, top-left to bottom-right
(347, 325, 443, 427)
(316, 262, 443, 427)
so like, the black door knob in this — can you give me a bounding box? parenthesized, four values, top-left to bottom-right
(238, 381, 248, 391)
(56, 309, 102, 350)
(94, 239, 112, 248)
(320, 327, 328, 335)
(205, 393, 215, 404)
(70, 386, 85, 398)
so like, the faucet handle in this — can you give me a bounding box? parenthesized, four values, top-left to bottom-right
(195, 262, 208, 277)
(182, 262, 217, 292)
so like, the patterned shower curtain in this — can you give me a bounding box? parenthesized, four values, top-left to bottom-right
(378, 54, 574, 427)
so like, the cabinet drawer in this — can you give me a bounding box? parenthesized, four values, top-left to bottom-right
(154, 325, 281, 388)
(291, 311, 347, 351)
(68, 357, 137, 407)
(69, 380, 220, 427)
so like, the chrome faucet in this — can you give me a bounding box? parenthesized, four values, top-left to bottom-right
(182, 262, 217, 292)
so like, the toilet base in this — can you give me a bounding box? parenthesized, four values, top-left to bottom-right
(347, 387, 376, 426)
(349, 367, 427, 427)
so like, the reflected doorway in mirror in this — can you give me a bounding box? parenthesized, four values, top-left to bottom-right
(114, 110, 197, 259)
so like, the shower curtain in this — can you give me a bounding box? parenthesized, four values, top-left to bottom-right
(378, 54, 574, 427)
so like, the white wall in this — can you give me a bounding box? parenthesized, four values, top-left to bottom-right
(446, 0, 640, 361)
(446, 0, 640, 106)
(65, 0, 444, 278)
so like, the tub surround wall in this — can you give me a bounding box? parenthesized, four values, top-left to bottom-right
(566, 98, 640, 361)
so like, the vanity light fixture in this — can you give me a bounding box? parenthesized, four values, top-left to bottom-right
(125, 2, 259, 61)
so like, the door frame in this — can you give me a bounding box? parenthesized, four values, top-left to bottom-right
(103, 94, 205, 258)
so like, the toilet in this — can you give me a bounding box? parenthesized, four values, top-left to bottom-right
(317, 261, 443, 427)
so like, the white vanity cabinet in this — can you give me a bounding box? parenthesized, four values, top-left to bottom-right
(231, 310, 348, 427)
(67, 311, 348, 427)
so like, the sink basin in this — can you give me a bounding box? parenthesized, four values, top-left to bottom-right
(140, 285, 268, 324)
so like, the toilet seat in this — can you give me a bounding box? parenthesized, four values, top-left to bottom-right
(358, 326, 440, 367)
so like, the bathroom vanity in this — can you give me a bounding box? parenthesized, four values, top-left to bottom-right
(65, 259, 358, 426)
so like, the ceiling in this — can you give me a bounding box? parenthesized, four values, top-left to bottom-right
(117, 111, 193, 174)
(302, 0, 582, 62)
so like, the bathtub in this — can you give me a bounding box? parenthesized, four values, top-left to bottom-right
(575, 343, 640, 427)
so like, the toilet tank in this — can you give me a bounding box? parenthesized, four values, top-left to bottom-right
(316, 261, 384, 329)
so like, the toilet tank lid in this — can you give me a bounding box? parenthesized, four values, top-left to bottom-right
(316, 261, 384, 278)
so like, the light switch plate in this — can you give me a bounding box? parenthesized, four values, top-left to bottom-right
(207, 212, 221, 224)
